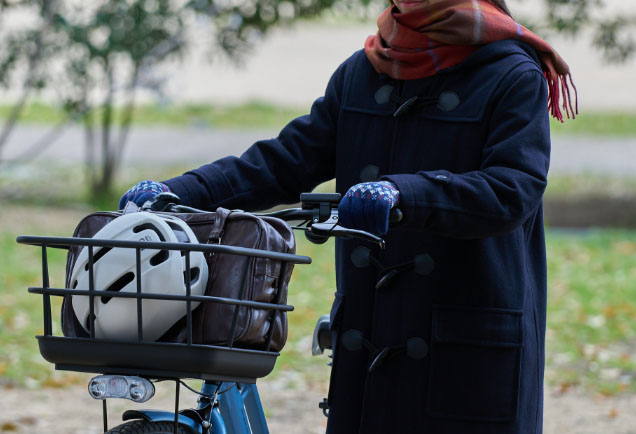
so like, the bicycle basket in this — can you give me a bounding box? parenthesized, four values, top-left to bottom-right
(17, 228, 310, 383)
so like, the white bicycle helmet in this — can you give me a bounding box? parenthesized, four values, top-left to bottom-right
(70, 212, 208, 341)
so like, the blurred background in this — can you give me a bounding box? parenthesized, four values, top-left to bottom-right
(1, 0, 635, 433)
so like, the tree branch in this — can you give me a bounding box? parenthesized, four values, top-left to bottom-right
(98, 63, 115, 193)
(0, 0, 57, 156)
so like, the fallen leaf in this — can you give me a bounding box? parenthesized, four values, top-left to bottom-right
(603, 305, 618, 319)
(17, 417, 36, 426)
(42, 376, 76, 388)
(0, 422, 18, 432)
(614, 241, 636, 255)
(559, 382, 573, 394)
(609, 408, 619, 418)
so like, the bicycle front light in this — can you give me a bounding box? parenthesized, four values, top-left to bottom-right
(88, 375, 155, 403)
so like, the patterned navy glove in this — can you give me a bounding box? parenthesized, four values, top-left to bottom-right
(119, 180, 171, 210)
(338, 181, 399, 236)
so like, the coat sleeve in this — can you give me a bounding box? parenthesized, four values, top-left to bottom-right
(382, 69, 551, 239)
(163, 62, 346, 211)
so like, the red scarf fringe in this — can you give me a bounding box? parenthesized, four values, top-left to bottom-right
(366, 1, 579, 122)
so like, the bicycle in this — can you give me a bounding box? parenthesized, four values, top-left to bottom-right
(16, 192, 397, 434)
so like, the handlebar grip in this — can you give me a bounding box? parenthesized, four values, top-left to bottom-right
(144, 192, 182, 211)
(142, 192, 208, 213)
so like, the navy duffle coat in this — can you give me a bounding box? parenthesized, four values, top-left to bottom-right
(165, 39, 551, 434)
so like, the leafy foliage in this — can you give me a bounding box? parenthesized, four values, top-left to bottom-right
(0, 0, 340, 198)
(593, 17, 636, 63)
(508, 0, 636, 63)
(540, 0, 635, 62)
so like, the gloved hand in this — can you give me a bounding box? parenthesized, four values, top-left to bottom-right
(338, 181, 399, 236)
(119, 180, 171, 210)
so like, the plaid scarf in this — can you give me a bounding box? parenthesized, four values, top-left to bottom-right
(365, 0, 578, 121)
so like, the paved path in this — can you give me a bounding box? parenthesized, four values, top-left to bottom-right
(3, 125, 636, 175)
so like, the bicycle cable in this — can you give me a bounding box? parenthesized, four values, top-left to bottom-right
(176, 380, 235, 397)
(153, 379, 217, 398)
(178, 380, 216, 398)
(217, 383, 236, 395)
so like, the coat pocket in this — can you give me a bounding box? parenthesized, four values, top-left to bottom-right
(427, 305, 523, 423)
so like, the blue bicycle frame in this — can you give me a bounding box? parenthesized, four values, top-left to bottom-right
(210, 382, 269, 434)
(130, 381, 269, 434)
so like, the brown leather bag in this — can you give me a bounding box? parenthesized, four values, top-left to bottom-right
(62, 208, 295, 352)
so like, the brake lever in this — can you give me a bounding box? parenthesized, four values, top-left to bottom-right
(310, 212, 386, 249)
(326, 225, 386, 250)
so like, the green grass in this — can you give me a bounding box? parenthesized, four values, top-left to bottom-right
(0, 102, 307, 130)
(2, 103, 636, 136)
(272, 237, 335, 384)
(2, 204, 636, 396)
(546, 229, 636, 394)
(0, 162, 190, 209)
(0, 102, 68, 125)
(130, 102, 308, 129)
(550, 112, 636, 137)
(0, 210, 83, 386)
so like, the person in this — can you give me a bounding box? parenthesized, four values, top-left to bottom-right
(120, 0, 577, 432)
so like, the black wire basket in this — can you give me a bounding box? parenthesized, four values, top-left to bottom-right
(16, 235, 311, 383)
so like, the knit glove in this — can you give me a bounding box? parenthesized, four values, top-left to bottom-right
(338, 181, 400, 236)
(119, 180, 171, 210)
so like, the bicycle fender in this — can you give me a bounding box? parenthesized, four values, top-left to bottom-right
(122, 410, 202, 434)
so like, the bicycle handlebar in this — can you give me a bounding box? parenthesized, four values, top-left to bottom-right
(142, 192, 401, 249)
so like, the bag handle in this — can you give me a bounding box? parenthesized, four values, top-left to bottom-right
(209, 207, 233, 243)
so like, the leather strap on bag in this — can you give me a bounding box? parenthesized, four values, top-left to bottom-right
(208, 207, 233, 244)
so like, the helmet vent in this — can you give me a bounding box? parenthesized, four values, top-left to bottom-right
(167, 221, 190, 244)
(150, 250, 170, 266)
(101, 272, 135, 305)
(85, 247, 112, 271)
(184, 267, 201, 285)
(133, 223, 165, 241)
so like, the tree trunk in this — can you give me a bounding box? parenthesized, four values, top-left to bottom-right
(113, 66, 139, 172)
(95, 66, 115, 199)
(84, 108, 96, 192)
